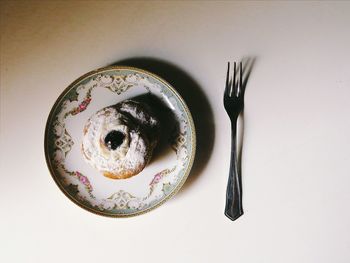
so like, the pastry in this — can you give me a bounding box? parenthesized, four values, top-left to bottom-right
(81, 100, 160, 179)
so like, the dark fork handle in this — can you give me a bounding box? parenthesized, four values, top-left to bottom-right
(225, 121, 243, 221)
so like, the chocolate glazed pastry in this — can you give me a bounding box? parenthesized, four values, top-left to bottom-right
(81, 100, 160, 179)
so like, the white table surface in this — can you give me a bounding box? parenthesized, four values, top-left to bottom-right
(1, 1, 350, 262)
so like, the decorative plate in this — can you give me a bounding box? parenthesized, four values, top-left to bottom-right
(44, 66, 196, 217)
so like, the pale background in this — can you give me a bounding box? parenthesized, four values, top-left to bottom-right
(1, 1, 350, 263)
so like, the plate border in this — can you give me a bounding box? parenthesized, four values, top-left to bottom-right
(44, 65, 196, 217)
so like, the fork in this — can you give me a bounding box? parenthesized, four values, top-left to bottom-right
(223, 61, 245, 221)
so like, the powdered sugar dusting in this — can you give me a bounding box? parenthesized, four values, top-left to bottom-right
(81, 100, 159, 179)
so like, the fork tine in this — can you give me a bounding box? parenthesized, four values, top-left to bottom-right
(233, 62, 237, 96)
(239, 62, 243, 88)
(225, 62, 230, 96)
(239, 61, 243, 95)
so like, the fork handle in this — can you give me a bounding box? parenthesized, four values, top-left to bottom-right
(225, 121, 244, 221)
